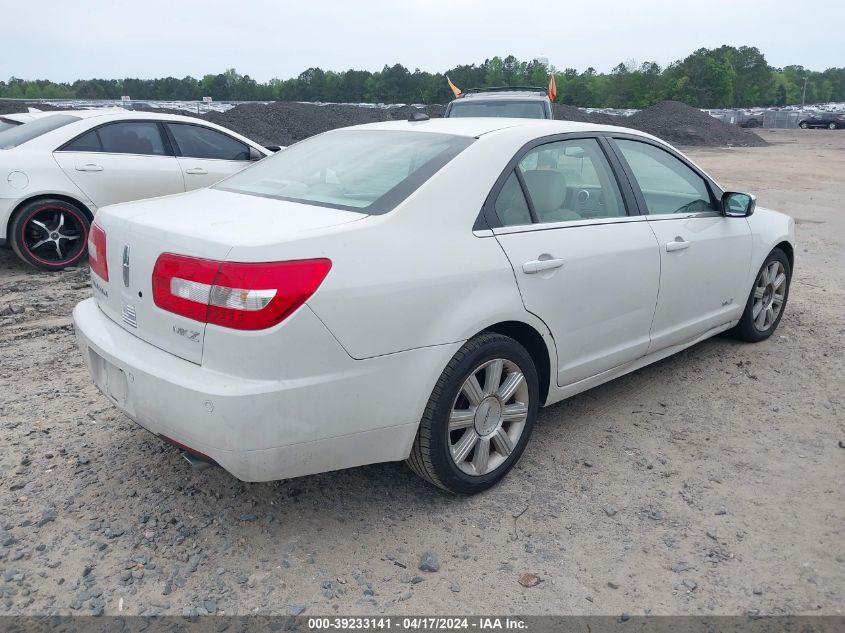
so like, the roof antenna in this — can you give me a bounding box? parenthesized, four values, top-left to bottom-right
(409, 111, 430, 122)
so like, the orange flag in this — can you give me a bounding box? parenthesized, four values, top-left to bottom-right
(446, 75, 462, 98)
(548, 73, 557, 102)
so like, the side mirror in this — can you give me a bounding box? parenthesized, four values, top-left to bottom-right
(248, 146, 264, 161)
(722, 192, 756, 217)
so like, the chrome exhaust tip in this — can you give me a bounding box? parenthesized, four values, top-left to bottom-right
(181, 451, 213, 470)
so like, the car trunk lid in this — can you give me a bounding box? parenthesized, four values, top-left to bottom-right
(90, 188, 364, 363)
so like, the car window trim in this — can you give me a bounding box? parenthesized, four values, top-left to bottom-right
(56, 120, 174, 157)
(605, 134, 724, 219)
(476, 132, 640, 231)
(164, 121, 252, 162)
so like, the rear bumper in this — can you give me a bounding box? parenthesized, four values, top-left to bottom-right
(72, 298, 457, 482)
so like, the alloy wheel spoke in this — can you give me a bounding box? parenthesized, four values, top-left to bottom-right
(451, 429, 479, 464)
(58, 213, 65, 229)
(60, 233, 81, 241)
(754, 307, 767, 329)
(496, 372, 524, 403)
(765, 306, 774, 328)
(492, 427, 514, 456)
(502, 402, 528, 423)
(449, 409, 476, 430)
(54, 240, 63, 258)
(753, 286, 766, 300)
(472, 438, 491, 474)
(483, 359, 503, 396)
(30, 238, 52, 251)
(462, 374, 485, 406)
(31, 220, 50, 234)
(773, 272, 786, 290)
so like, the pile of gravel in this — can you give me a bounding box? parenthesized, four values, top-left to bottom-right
(1, 98, 765, 148)
(624, 101, 767, 147)
(199, 102, 445, 146)
(0, 101, 62, 116)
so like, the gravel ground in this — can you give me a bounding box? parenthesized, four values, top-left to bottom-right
(0, 129, 842, 617)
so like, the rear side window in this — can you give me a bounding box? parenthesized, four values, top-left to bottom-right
(494, 138, 626, 226)
(63, 129, 102, 152)
(0, 114, 81, 149)
(216, 129, 473, 214)
(97, 122, 167, 156)
(168, 124, 250, 160)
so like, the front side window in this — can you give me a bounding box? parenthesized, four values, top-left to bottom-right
(494, 138, 626, 226)
(0, 115, 80, 149)
(614, 139, 716, 215)
(216, 130, 473, 214)
(168, 123, 250, 161)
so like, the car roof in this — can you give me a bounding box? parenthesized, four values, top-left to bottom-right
(9, 108, 221, 125)
(455, 90, 551, 102)
(348, 117, 658, 142)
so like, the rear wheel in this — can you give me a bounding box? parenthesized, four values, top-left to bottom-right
(799, 121, 809, 129)
(407, 332, 539, 494)
(10, 199, 90, 271)
(731, 248, 791, 342)
(829, 122, 838, 130)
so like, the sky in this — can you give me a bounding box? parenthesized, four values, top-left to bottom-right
(2, 0, 843, 82)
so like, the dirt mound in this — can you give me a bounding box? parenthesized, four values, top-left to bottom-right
(199, 102, 445, 147)
(0, 101, 63, 116)
(626, 100, 767, 147)
(552, 104, 617, 126)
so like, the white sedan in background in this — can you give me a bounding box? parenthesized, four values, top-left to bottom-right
(0, 109, 270, 270)
(73, 118, 794, 494)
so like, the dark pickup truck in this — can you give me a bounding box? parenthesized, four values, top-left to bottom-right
(444, 87, 553, 119)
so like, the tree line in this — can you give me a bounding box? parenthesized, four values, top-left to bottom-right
(2, 46, 843, 109)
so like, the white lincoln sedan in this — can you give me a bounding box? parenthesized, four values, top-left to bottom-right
(0, 109, 269, 270)
(73, 118, 794, 494)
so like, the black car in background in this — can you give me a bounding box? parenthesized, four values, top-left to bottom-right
(798, 113, 845, 129)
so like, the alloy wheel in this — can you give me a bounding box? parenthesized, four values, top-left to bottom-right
(447, 358, 530, 476)
(22, 207, 86, 265)
(752, 260, 787, 332)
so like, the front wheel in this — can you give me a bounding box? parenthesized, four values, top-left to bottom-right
(407, 332, 539, 494)
(9, 199, 90, 271)
(731, 248, 791, 342)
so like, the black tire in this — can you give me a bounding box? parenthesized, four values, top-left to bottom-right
(731, 248, 792, 342)
(799, 121, 809, 129)
(829, 122, 838, 130)
(407, 332, 539, 494)
(9, 198, 90, 272)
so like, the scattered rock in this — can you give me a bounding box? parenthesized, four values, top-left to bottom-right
(418, 552, 440, 572)
(518, 573, 541, 588)
(683, 579, 698, 591)
(603, 505, 618, 517)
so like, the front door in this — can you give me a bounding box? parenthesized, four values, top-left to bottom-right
(610, 138, 752, 351)
(166, 122, 255, 190)
(491, 137, 661, 387)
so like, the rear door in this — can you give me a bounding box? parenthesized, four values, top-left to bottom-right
(609, 137, 752, 351)
(165, 122, 256, 190)
(54, 121, 185, 208)
(489, 136, 661, 387)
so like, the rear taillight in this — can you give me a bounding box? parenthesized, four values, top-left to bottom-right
(152, 253, 332, 331)
(88, 222, 108, 281)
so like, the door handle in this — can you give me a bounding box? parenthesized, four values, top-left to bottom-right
(185, 168, 208, 175)
(522, 258, 565, 274)
(75, 163, 103, 172)
(666, 238, 690, 252)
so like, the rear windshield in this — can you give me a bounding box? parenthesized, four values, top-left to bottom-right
(448, 100, 547, 119)
(216, 129, 473, 214)
(0, 114, 81, 149)
(0, 118, 22, 134)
